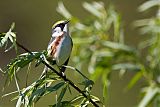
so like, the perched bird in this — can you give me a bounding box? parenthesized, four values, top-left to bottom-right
(41, 20, 73, 77)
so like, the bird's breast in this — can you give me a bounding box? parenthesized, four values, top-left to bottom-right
(50, 33, 64, 57)
(48, 32, 72, 66)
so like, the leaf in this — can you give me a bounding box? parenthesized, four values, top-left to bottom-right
(88, 50, 114, 73)
(56, 2, 72, 19)
(51, 101, 74, 107)
(70, 95, 84, 104)
(83, 2, 103, 18)
(0, 32, 10, 47)
(16, 96, 23, 107)
(57, 85, 68, 107)
(103, 80, 108, 101)
(102, 41, 135, 52)
(0, 67, 5, 74)
(90, 67, 103, 81)
(29, 82, 65, 103)
(4, 44, 14, 52)
(127, 72, 143, 89)
(138, 0, 160, 12)
(10, 22, 15, 31)
(2, 90, 19, 98)
(67, 85, 72, 95)
(112, 63, 141, 72)
(73, 37, 94, 44)
(16, 95, 29, 107)
(138, 86, 159, 107)
(0, 23, 16, 49)
(4, 52, 47, 86)
(91, 95, 101, 103)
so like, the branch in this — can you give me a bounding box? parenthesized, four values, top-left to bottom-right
(16, 41, 99, 107)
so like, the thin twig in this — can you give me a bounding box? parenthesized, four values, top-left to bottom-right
(16, 41, 99, 107)
(62, 65, 89, 80)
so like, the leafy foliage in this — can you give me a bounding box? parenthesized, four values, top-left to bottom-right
(0, 22, 17, 52)
(57, 1, 140, 103)
(0, 15, 100, 107)
(134, 1, 160, 107)
(0, 0, 160, 107)
(57, 1, 160, 107)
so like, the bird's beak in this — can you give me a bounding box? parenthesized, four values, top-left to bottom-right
(63, 20, 70, 32)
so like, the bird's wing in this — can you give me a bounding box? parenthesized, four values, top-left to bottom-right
(60, 37, 73, 73)
(60, 57, 70, 73)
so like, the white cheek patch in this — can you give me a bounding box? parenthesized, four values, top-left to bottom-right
(55, 27, 62, 32)
(52, 27, 62, 37)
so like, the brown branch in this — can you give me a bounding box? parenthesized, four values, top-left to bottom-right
(16, 41, 99, 107)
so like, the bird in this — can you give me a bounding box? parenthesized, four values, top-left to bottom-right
(41, 20, 73, 78)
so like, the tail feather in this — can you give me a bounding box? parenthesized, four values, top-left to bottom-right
(60, 57, 70, 73)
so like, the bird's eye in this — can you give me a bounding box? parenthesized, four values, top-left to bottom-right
(55, 23, 65, 30)
(60, 24, 64, 28)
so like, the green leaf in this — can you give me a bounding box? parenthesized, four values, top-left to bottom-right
(90, 67, 103, 81)
(0, 32, 10, 48)
(57, 85, 68, 107)
(83, 2, 103, 18)
(70, 95, 84, 104)
(138, 86, 159, 107)
(0, 67, 5, 74)
(67, 85, 72, 95)
(2, 90, 19, 98)
(29, 82, 65, 103)
(16, 95, 29, 107)
(127, 72, 143, 89)
(88, 50, 114, 73)
(10, 22, 15, 31)
(4, 44, 14, 52)
(102, 41, 135, 52)
(73, 37, 94, 44)
(91, 95, 101, 104)
(56, 2, 72, 19)
(112, 63, 141, 72)
(103, 80, 108, 102)
(138, 0, 160, 12)
(51, 101, 74, 107)
(0, 23, 16, 50)
(4, 52, 47, 87)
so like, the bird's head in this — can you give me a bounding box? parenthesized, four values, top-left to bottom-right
(52, 20, 70, 33)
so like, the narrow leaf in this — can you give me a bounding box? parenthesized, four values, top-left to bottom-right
(138, 86, 159, 107)
(127, 72, 142, 89)
(70, 95, 84, 104)
(138, 0, 160, 12)
(29, 82, 65, 102)
(57, 85, 68, 107)
(83, 2, 103, 18)
(56, 2, 72, 19)
(102, 41, 135, 52)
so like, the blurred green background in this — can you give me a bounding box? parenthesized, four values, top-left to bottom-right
(0, 0, 153, 107)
